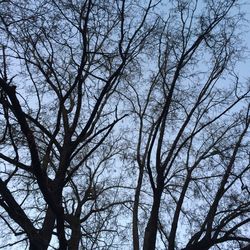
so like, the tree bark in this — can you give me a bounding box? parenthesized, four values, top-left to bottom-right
(132, 168, 143, 250)
(40, 207, 56, 249)
(168, 173, 191, 250)
(143, 188, 162, 250)
(68, 217, 81, 250)
(29, 240, 47, 250)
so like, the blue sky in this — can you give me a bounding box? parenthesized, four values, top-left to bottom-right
(237, 6, 250, 79)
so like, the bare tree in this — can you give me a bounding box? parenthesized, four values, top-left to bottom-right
(0, 0, 159, 249)
(0, 0, 249, 250)
(121, 0, 250, 250)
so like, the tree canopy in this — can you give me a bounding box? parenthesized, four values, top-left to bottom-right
(0, 0, 249, 249)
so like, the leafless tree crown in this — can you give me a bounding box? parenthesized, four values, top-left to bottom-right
(0, 0, 249, 249)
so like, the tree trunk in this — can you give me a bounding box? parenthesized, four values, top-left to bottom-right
(68, 218, 81, 250)
(29, 237, 48, 250)
(143, 189, 162, 250)
(132, 168, 143, 250)
(168, 173, 191, 250)
(40, 207, 55, 249)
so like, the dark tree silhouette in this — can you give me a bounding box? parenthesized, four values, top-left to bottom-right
(121, 1, 250, 250)
(0, 0, 249, 250)
(0, 0, 158, 249)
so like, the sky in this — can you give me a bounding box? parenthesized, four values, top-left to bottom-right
(237, 6, 250, 79)
(0, 1, 250, 249)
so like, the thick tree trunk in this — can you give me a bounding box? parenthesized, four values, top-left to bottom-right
(68, 218, 81, 250)
(143, 189, 162, 250)
(40, 207, 55, 249)
(55, 205, 68, 250)
(29, 237, 48, 250)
